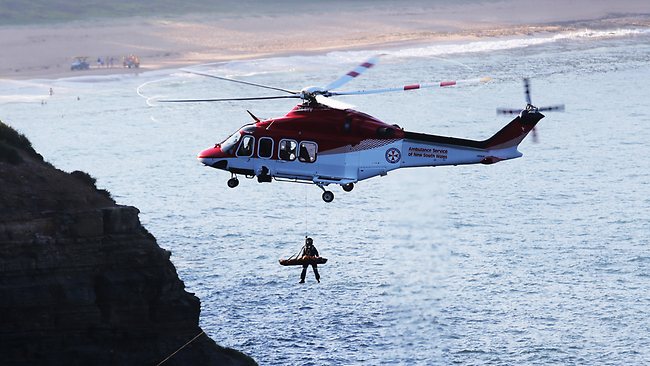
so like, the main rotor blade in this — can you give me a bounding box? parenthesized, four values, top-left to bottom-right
(538, 104, 565, 112)
(323, 55, 381, 92)
(158, 95, 301, 103)
(180, 69, 298, 95)
(496, 108, 522, 115)
(524, 78, 532, 105)
(329, 77, 492, 96)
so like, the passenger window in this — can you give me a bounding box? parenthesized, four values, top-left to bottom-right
(258, 137, 273, 159)
(236, 135, 254, 157)
(298, 141, 317, 163)
(279, 139, 297, 161)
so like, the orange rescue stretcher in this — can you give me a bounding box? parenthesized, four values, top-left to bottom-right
(279, 255, 328, 266)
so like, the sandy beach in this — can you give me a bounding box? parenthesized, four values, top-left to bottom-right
(1, 0, 649, 80)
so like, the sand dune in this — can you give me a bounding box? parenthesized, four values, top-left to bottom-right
(1, 0, 649, 80)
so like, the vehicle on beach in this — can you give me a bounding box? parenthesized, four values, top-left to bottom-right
(123, 55, 140, 68)
(70, 56, 90, 71)
(155, 56, 564, 202)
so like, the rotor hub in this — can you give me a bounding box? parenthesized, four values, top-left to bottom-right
(300, 86, 328, 99)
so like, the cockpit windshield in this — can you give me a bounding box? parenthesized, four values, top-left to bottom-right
(219, 131, 241, 154)
(218, 124, 255, 154)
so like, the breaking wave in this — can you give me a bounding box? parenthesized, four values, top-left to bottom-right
(186, 27, 650, 77)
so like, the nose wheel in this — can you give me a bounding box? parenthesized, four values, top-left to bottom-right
(227, 176, 239, 188)
(322, 191, 334, 203)
(317, 184, 334, 203)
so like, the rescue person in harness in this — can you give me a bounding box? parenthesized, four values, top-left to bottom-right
(299, 237, 321, 283)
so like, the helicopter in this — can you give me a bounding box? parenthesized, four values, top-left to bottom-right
(158, 56, 563, 202)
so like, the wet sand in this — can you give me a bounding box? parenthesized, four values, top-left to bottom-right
(1, 0, 649, 80)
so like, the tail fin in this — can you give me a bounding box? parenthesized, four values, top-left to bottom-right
(483, 110, 544, 149)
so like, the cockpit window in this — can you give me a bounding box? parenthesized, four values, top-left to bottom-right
(279, 139, 297, 161)
(236, 135, 255, 157)
(218, 124, 255, 154)
(298, 141, 317, 163)
(220, 131, 241, 154)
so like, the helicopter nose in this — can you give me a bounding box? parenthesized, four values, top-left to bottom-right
(197, 146, 224, 166)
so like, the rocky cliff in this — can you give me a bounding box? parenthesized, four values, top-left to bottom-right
(0, 121, 256, 366)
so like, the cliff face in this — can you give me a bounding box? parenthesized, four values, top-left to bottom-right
(0, 121, 256, 366)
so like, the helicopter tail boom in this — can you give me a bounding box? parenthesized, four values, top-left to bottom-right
(399, 111, 544, 168)
(483, 110, 544, 149)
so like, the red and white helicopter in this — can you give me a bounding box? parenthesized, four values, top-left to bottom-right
(159, 56, 563, 202)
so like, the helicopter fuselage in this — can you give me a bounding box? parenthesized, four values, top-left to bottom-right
(198, 104, 543, 201)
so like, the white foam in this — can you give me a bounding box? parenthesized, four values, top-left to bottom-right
(389, 28, 649, 59)
(177, 28, 649, 78)
(555, 28, 647, 40)
(4, 26, 646, 97)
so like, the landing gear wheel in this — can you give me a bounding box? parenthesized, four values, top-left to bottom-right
(227, 177, 239, 188)
(342, 183, 354, 192)
(322, 191, 334, 203)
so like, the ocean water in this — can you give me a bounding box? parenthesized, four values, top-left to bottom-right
(2, 26, 650, 365)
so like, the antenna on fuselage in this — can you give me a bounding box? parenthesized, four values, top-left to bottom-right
(247, 110, 260, 122)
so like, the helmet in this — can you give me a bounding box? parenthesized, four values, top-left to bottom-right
(306, 237, 313, 245)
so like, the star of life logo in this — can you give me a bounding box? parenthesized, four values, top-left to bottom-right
(385, 148, 401, 163)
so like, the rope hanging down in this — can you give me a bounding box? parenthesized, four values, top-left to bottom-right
(287, 246, 304, 261)
(156, 330, 205, 366)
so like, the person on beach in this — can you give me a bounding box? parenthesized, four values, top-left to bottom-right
(299, 237, 320, 283)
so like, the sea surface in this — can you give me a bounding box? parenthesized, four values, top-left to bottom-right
(2, 25, 650, 365)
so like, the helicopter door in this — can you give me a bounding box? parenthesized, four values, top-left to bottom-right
(276, 139, 318, 180)
(276, 139, 299, 177)
(298, 141, 320, 180)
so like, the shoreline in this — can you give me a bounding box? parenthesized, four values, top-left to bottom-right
(1, 2, 650, 81)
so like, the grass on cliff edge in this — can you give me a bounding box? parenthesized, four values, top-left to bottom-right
(0, 119, 111, 198)
(0, 120, 41, 164)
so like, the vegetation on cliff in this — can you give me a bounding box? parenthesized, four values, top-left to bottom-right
(0, 120, 42, 164)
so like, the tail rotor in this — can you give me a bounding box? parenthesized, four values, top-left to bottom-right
(497, 78, 565, 142)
